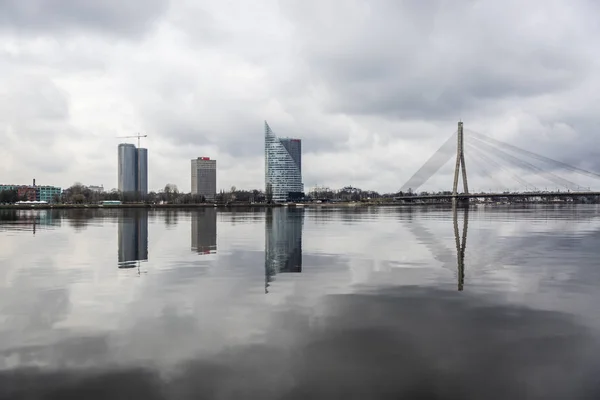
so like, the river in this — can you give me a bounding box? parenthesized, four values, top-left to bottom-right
(1, 206, 599, 399)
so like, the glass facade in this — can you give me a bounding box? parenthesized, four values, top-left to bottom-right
(137, 148, 148, 195)
(118, 144, 148, 196)
(264, 121, 303, 202)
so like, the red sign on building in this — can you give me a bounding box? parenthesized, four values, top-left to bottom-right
(200, 157, 210, 160)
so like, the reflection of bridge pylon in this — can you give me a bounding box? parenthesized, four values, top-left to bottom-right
(453, 203, 469, 291)
(452, 121, 469, 197)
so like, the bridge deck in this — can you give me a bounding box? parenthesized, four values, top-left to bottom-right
(395, 191, 600, 201)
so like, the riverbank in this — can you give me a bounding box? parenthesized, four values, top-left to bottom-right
(0, 202, 408, 210)
(0, 201, 582, 210)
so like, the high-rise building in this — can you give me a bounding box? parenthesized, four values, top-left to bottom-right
(264, 121, 303, 202)
(118, 144, 148, 196)
(137, 148, 148, 195)
(191, 157, 217, 201)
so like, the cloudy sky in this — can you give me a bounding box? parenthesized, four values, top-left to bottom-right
(1, 0, 599, 193)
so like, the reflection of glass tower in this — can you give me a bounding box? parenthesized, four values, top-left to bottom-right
(191, 209, 217, 254)
(265, 208, 304, 292)
(265, 121, 303, 203)
(118, 209, 149, 268)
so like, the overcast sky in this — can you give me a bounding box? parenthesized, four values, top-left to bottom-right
(1, 0, 599, 193)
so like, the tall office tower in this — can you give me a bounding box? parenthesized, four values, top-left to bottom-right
(117, 209, 149, 268)
(118, 144, 137, 193)
(265, 208, 304, 293)
(137, 148, 148, 195)
(118, 144, 148, 195)
(264, 121, 303, 203)
(191, 157, 217, 201)
(191, 208, 217, 254)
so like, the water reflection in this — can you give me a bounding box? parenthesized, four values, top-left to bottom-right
(191, 209, 217, 254)
(453, 205, 469, 291)
(265, 208, 304, 293)
(0, 209, 61, 234)
(2, 207, 600, 398)
(117, 209, 149, 269)
(1, 286, 599, 399)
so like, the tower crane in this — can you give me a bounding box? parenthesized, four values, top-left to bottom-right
(116, 133, 147, 148)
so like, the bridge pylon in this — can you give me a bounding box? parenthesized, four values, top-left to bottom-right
(452, 121, 469, 197)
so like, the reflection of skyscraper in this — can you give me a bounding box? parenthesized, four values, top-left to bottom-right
(265, 208, 304, 292)
(118, 209, 149, 268)
(191, 209, 217, 254)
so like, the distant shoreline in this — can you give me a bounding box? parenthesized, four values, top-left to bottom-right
(0, 202, 584, 211)
(0, 202, 386, 210)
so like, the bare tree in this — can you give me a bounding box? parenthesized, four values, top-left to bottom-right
(266, 183, 273, 203)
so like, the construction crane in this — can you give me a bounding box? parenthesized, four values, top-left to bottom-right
(116, 133, 147, 148)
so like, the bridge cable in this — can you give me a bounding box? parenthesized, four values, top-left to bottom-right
(464, 145, 506, 190)
(468, 135, 581, 190)
(465, 143, 534, 190)
(468, 139, 551, 184)
(465, 129, 600, 181)
(400, 131, 457, 192)
(470, 137, 579, 190)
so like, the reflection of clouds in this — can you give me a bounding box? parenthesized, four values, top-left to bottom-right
(0, 261, 72, 369)
(1, 287, 600, 399)
(2, 206, 600, 391)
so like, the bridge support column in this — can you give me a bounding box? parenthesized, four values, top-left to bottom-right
(452, 121, 469, 199)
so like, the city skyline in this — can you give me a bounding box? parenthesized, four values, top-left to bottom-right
(2, 1, 600, 194)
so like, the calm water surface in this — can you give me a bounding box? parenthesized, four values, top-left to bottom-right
(1, 206, 600, 399)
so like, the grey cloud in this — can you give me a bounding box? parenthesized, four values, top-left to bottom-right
(1, 75, 69, 122)
(0, 0, 170, 38)
(282, 0, 591, 121)
(2, 0, 600, 191)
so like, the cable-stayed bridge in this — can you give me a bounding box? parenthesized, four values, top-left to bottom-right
(397, 121, 600, 202)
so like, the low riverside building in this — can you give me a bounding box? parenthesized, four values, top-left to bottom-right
(37, 186, 62, 202)
(0, 183, 62, 203)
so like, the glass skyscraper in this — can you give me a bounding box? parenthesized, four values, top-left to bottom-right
(118, 143, 148, 196)
(264, 121, 303, 202)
